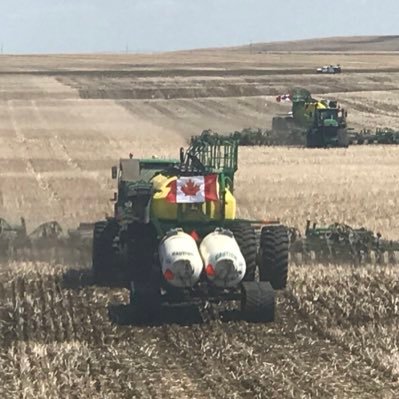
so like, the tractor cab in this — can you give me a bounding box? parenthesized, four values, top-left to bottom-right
(315, 108, 339, 127)
(112, 157, 179, 224)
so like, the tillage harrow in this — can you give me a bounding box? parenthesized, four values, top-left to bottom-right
(288, 221, 399, 265)
(193, 128, 399, 147)
(348, 128, 399, 145)
(0, 217, 92, 263)
(1, 217, 397, 266)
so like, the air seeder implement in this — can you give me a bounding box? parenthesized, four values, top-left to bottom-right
(273, 87, 349, 148)
(92, 132, 289, 322)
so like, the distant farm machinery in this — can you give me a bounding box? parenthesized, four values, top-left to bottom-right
(0, 216, 397, 266)
(190, 85, 399, 148)
(0, 217, 93, 263)
(273, 88, 349, 148)
(192, 127, 399, 148)
(288, 221, 399, 265)
(348, 127, 399, 145)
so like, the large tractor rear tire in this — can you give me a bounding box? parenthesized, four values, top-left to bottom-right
(92, 220, 119, 285)
(337, 129, 349, 148)
(306, 130, 321, 148)
(229, 222, 257, 281)
(127, 223, 161, 322)
(127, 223, 158, 282)
(241, 281, 275, 322)
(129, 279, 162, 323)
(272, 116, 284, 132)
(259, 225, 289, 289)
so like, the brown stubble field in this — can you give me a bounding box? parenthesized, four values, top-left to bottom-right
(0, 50, 398, 398)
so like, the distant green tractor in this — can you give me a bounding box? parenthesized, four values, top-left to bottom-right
(92, 133, 289, 322)
(272, 88, 349, 148)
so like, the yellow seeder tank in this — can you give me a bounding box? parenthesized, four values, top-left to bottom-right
(150, 173, 236, 221)
(304, 100, 327, 115)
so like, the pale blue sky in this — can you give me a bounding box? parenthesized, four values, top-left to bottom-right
(0, 0, 398, 53)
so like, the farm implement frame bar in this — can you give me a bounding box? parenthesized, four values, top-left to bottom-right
(192, 128, 399, 147)
(1, 217, 398, 266)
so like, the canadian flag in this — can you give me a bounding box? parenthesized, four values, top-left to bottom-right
(276, 94, 291, 102)
(166, 175, 219, 203)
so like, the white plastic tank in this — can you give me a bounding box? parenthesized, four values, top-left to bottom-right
(159, 229, 204, 288)
(199, 228, 246, 288)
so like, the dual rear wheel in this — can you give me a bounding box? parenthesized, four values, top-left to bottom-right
(231, 222, 289, 322)
(231, 222, 289, 289)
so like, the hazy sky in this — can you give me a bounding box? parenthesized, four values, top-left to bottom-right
(0, 0, 398, 53)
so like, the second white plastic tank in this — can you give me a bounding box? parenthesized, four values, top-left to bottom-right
(199, 228, 246, 288)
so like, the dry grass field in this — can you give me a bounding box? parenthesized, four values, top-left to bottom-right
(0, 47, 398, 398)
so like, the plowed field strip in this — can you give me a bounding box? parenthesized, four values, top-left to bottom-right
(30, 100, 110, 193)
(160, 320, 319, 399)
(0, 279, 17, 398)
(220, 304, 395, 398)
(6, 100, 62, 206)
(103, 330, 208, 399)
(0, 272, 206, 398)
(287, 289, 399, 385)
(65, 288, 210, 397)
(2, 268, 398, 398)
(29, 273, 210, 398)
(154, 299, 397, 399)
(154, 323, 253, 399)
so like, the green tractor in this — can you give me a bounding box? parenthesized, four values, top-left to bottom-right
(92, 133, 289, 322)
(272, 88, 349, 148)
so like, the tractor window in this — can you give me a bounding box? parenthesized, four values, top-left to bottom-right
(120, 159, 140, 181)
(139, 161, 176, 181)
(318, 110, 338, 121)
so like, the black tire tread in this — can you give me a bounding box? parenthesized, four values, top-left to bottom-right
(259, 225, 289, 289)
(337, 129, 349, 148)
(129, 280, 162, 323)
(229, 222, 257, 281)
(127, 223, 161, 323)
(92, 220, 119, 284)
(241, 281, 275, 322)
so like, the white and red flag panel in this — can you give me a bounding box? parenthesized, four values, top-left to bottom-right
(276, 94, 291, 102)
(167, 175, 219, 203)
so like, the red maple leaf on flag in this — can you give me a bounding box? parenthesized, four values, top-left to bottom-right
(181, 179, 201, 196)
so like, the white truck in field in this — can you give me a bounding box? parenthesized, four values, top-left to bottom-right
(316, 64, 342, 74)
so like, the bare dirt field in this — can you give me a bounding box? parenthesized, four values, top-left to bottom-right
(0, 50, 398, 398)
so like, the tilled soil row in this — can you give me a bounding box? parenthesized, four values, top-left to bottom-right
(0, 270, 234, 398)
(0, 267, 398, 398)
(157, 297, 397, 399)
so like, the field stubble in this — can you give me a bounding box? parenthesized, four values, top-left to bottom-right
(236, 146, 399, 239)
(0, 55, 399, 397)
(0, 261, 397, 398)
